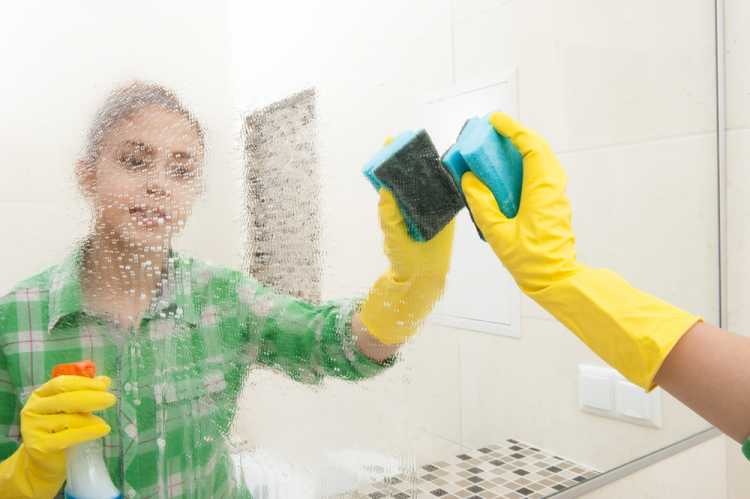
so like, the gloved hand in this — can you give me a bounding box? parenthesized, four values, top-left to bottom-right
(359, 186, 456, 345)
(461, 112, 701, 390)
(0, 374, 116, 498)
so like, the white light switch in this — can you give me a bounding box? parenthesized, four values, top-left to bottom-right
(615, 379, 662, 427)
(578, 364, 662, 428)
(578, 365, 614, 412)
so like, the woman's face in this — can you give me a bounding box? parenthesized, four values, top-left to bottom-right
(80, 105, 204, 248)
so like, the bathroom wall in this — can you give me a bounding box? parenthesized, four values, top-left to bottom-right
(581, 435, 727, 499)
(0, 0, 730, 495)
(724, 0, 750, 496)
(229, 0, 719, 475)
(0, 0, 243, 292)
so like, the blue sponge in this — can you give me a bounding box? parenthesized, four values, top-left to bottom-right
(442, 115, 523, 223)
(363, 130, 464, 242)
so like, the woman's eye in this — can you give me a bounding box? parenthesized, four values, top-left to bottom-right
(119, 154, 149, 171)
(169, 165, 195, 179)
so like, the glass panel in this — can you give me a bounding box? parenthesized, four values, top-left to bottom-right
(0, 1, 719, 497)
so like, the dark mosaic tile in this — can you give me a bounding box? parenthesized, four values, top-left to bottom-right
(552, 484, 567, 492)
(516, 488, 534, 497)
(478, 447, 493, 454)
(573, 476, 587, 482)
(394, 493, 410, 499)
(467, 467, 484, 474)
(422, 473, 438, 481)
(467, 476, 483, 484)
(457, 454, 472, 460)
(547, 466, 562, 473)
(513, 469, 529, 476)
(510, 445, 523, 451)
(423, 464, 439, 472)
(430, 489, 448, 497)
(467, 485, 485, 493)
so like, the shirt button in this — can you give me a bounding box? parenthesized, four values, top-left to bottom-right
(124, 423, 137, 439)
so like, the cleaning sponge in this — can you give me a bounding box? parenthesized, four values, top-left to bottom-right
(442, 114, 523, 220)
(363, 129, 464, 242)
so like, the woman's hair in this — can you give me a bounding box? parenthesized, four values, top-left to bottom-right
(81, 81, 205, 165)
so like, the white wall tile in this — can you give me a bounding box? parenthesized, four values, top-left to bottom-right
(726, 0, 750, 130)
(0, 201, 88, 293)
(232, 324, 463, 467)
(726, 437, 750, 499)
(723, 2, 750, 497)
(582, 435, 726, 498)
(561, 134, 720, 323)
(727, 129, 750, 334)
(452, 0, 717, 151)
(400, 325, 463, 444)
(452, 0, 518, 85)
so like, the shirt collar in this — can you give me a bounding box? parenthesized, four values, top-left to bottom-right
(47, 248, 84, 332)
(48, 245, 200, 333)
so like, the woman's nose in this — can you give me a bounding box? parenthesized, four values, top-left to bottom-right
(145, 166, 170, 200)
(146, 182, 168, 199)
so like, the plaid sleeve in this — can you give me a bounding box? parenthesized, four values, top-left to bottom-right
(238, 276, 393, 384)
(0, 343, 20, 462)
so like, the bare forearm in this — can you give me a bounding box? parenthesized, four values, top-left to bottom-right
(352, 313, 401, 363)
(655, 321, 750, 442)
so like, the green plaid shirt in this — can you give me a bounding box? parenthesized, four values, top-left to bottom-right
(0, 248, 390, 498)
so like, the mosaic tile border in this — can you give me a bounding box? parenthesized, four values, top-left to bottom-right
(346, 439, 600, 499)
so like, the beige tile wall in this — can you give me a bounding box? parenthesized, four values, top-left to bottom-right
(231, 0, 721, 479)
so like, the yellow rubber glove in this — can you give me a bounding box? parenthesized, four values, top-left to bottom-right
(359, 186, 456, 345)
(0, 375, 116, 498)
(461, 112, 701, 390)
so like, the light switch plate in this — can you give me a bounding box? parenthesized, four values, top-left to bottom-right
(578, 364, 662, 428)
(578, 365, 615, 413)
(615, 378, 662, 428)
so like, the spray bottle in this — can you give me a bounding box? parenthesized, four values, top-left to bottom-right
(51, 361, 123, 499)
